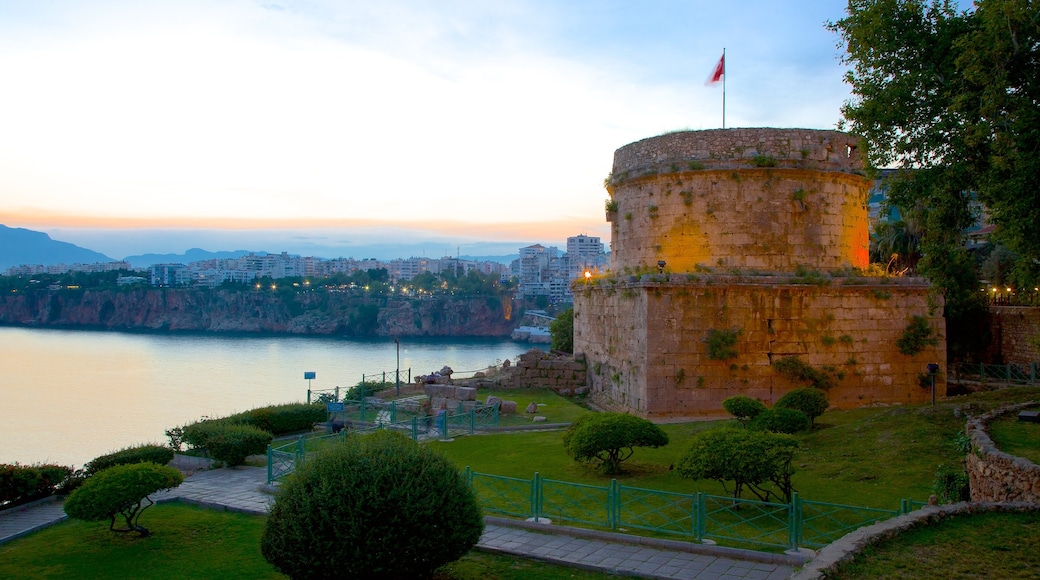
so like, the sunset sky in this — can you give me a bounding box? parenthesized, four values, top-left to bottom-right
(2, 0, 865, 259)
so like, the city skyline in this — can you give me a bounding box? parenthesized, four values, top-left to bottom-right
(4, 0, 867, 258)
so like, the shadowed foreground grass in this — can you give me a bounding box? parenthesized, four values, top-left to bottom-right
(827, 510, 1040, 579)
(0, 502, 613, 580)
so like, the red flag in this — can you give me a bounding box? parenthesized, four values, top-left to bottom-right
(706, 53, 724, 85)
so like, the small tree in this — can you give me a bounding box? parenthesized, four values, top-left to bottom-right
(63, 463, 184, 537)
(261, 430, 483, 579)
(774, 388, 830, 428)
(562, 413, 669, 474)
(677, 428, 798, 502)
(549, 308, 574, 353)
(748, 408, 811, 434)
(722, 396, 768, 426)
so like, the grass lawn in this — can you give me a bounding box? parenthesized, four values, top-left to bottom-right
(825, 509, 1040, 579)
(987, 405, 1040, 465)
(0, 502, 615, 580)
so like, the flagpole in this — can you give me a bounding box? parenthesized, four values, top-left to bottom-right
(722, 47, 726, 129)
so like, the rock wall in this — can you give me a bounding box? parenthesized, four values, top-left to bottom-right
(986, 306, 1040, 366)
(965, 402, 1040, 503)
(606, 128, 871, 273)
(459, 350, 587, 394)
(0, 288, 515, 337)
(575, 275, 945, 417)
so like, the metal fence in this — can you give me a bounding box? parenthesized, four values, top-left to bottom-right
(951, 362, 1039, 386)
(266, 403, 499, 484)
(465, 469, 924, 551)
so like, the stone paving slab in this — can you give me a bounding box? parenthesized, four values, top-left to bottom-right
(2, 467, 802, 579)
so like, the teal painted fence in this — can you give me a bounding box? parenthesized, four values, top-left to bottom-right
(465, 469, 923, 551)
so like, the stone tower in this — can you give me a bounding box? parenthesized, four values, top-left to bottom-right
(573, 128, 946, 418)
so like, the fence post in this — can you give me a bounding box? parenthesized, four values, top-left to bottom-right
(494, 403, 500, 426)
(391, 401, 397, 423)
(335, 386, 340, 402)
(408, 368, 411, 384)
(469, 409, 475, 435)
(266, 444, 273, 484)
(465, 466, 472, 485)
(610, 479, 620, 530)
(411, 416, 418, 441)
(788, 492, 800, 551)
(532, 472, 541, 521)
(296, 436, 306, 464)
(696, 492, 706, 543)
(307, 389, 311, 404)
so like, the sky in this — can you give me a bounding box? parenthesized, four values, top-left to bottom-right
(0, 0, 859, 260)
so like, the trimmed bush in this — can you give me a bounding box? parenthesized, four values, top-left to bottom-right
(225, 403, 325, 435)
(562, 412, 669, 474)
(261, 430, 483, 579)
(722, 396, 768, 426)
(677, 428, 798, 502)
(205, 424, 273, 466)
(749, 408, 811, 434)
(64, 462, 183, 536)
(181, 420, 227, 451)
(774, 388, 829, 428)
(85, 444, 174, 476)
(0, 463, 73, 505)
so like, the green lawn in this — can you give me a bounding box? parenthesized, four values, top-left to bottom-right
(826, 509, 1040, 579)
(0, 502, 615, 580)
(987, 406, 1040, 465)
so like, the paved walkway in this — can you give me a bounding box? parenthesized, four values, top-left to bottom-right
(1, 467, 805, 579)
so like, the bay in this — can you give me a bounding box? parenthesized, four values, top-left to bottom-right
(0, 327, 543, 467)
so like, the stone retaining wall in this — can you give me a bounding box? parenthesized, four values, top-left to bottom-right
(965, 402, 1040, 503)
(791, 502, 1040, 579)
(458, 350, 587, 395)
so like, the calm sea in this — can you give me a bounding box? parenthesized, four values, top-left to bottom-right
(0, 327, 543, 467)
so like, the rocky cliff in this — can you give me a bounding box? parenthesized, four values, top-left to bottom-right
(0, 289, 516, 337)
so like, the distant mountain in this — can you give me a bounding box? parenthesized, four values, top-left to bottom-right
(0, 224, 113, 271)
(122, 248, 257, 269)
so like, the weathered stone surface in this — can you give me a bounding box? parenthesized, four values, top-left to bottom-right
(500, 400, 518, 415)
(485, 395, 503, 408)
(525, 402, 538, 414)
(965, 402, 1040, 504)
(455, 387, 477, 401)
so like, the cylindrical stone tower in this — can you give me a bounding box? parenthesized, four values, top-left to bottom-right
(605, 128, 870, 273)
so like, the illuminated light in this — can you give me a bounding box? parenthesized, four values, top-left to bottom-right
(271, 284, 277, 290)
(1007, 288, 1012, 292)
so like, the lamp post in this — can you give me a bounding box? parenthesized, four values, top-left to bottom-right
(395, 337, 401, 396)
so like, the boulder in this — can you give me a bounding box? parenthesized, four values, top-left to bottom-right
(525, 402, 538, 414)
(500, 400, 518, 415)
(485, 395, 503, 408)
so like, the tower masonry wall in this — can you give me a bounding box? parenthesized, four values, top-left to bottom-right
(573, 275, 946, 418)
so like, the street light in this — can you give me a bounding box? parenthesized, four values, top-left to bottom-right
(927, 363, 940, 406)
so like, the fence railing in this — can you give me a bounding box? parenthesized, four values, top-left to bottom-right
(465, 469, 921, 551)
(306, 368, 414, 403)
(951, 362, 1038, 386)
(266, 403, 499, 484)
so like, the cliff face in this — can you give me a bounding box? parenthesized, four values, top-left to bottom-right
(0, 289, 516, 337)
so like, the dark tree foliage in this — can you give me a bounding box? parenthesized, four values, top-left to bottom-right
(748, 408, 811, 434)
(549, 307, 574, 353)
(64, 463, 184, 537)
(721, 395, 768, 426)
(84, 444, 174, 476)
(677, 428, 798, 503)
(773, 388, 830, 428)
(830, 0, 1040, 355)
(562, 413, 669, 474)
(260, 430, 483, 580)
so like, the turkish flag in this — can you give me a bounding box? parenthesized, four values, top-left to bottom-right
(706, 53, 725, 85)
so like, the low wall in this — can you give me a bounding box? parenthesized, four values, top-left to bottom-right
(458, 350, 587, 394)
(965, 402, 1040, 503)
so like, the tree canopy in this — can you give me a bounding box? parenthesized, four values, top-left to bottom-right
(829, 0, 1039, 355)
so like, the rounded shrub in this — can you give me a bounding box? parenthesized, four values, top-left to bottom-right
(721, 396, 768, 426)
(562, 412, 669, 474)
(226, 403, 326, 435)
(0, 463, 73, 505)
(749, 408, 811, 434)
(64, 462, 183, 536)
(85, 444, 175, 476)
(205, 424, 272, 466)
(261, 430, 483, 579)
(774, 387, 829, 427)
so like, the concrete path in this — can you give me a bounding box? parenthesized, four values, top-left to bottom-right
(1, 467, 804, 579)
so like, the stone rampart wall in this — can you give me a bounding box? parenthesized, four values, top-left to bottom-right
(965, 402, 1040, 503)
(459, 350, 587, 394)
(573, 275, 945, 417)
(987, 306, 1040, 366)
(611, 128, 864, 177)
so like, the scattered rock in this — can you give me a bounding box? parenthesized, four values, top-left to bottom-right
(533, 416, 547, 422)
(485, 395, 503, 408)
(500, 401, 518, 415)
(525, 402, 538, 414)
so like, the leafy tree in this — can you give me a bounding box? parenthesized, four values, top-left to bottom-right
(774, 388, 830, 428)
(562, 413, 669, 474)
(261, 430, 483, 579)
(721, 396, 768, 426)
(677, 428, 798, 502)
(830, 0, 1040, 350)
(84, 444, 175, 476)
(64, 463, 183, 537)
(748, 408, 811, 434)
(549, 307, 574, 353)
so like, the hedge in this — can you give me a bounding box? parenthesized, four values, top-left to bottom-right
(85, 444, 175, 476)
(0, 463, 73, 505)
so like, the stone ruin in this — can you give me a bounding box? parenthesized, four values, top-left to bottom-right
(573, 128, 947, 418)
